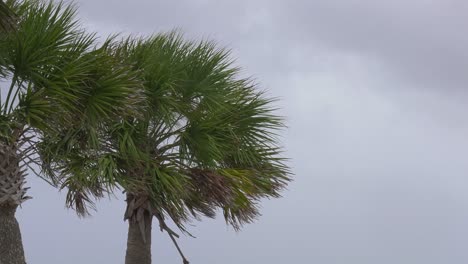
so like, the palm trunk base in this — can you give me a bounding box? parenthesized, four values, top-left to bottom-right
(0, 205, 26, 264)
(125, 210, 152, 264)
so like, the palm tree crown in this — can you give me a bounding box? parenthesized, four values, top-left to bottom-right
(53, 32, 291, 263)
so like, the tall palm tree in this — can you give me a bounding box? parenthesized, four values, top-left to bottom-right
(0, 1, 143, 263)
(55, 33, 291, 264)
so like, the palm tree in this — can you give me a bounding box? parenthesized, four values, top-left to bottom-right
(55, 33, 291, 264)
(0, 1, 143, 263)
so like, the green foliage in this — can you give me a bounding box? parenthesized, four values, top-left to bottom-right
(1, 2, 290, 263)
(56, 31, 291, 231)
(0, 1, 17, 33)
(0, 0, 144, 203)
(1, 1, 143, 127)
(1, 0, 290, 236)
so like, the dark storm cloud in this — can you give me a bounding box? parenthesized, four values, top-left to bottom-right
(15, 1, 468, 264)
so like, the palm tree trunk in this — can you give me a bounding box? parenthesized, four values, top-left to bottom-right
(0, 142, 28, 264)
(124, 195, 153, 264)
(0, 205, 26, 264)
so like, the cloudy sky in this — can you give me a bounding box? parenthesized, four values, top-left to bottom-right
(16, 0, 468, 263)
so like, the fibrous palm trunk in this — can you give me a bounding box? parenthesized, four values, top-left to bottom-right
(124, 194, 153, 264)
(0, 142, 28, 264)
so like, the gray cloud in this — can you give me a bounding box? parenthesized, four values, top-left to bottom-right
(79, 0, 468, 92)
(269, 0, 468, 91)
(14, 1, 468, 263)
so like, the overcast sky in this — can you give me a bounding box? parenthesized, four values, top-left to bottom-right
(15, 0, 468, 263)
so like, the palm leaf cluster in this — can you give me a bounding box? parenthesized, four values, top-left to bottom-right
(0, 0, 143, 203)
(52, 32, 290, 235)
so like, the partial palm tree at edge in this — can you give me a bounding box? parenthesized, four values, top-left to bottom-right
(0, 1, 144, 263)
